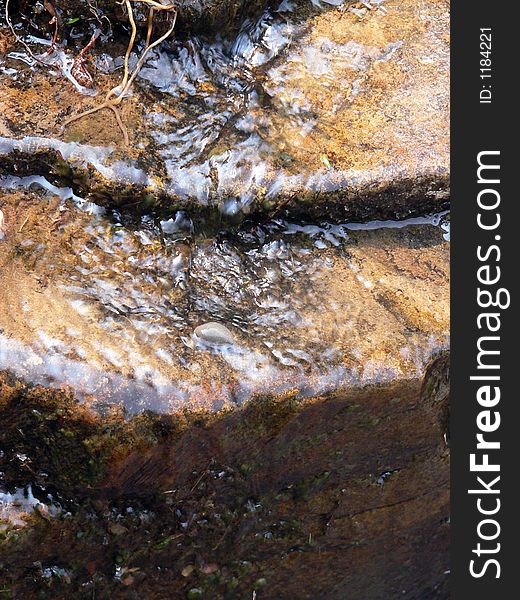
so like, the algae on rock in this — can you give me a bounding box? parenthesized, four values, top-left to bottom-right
(0, 354, 449, 599)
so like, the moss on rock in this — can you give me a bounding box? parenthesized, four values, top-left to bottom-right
(0, 355, 450, 598)
(18, 0, 268, 34)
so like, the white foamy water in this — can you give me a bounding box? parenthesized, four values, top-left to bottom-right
(0, 0, 403, 219)
(0, 485, 61, 530)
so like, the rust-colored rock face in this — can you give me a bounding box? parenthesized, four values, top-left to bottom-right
(0, 0, 449, 598)
(0, 187, 449, 413)
(1, 0, 448, 222)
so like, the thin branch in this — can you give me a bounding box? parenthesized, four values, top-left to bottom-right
(5, 0, 50, 67)
(62, 2, 177, 145)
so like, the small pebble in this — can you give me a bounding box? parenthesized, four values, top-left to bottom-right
(193, 322, 234, 346)
(181, 564, 195, 577)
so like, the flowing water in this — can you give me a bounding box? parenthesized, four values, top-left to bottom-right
(0, 175, 449, 414)
(0, 0, 449, 414)
(0, 5, 451, 588)
(0, 0, 448, 218)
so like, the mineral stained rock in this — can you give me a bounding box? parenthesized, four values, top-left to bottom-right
(0, 0, 449, 224)
(0, 187, 449, 413)
(0, 2, 450, 597)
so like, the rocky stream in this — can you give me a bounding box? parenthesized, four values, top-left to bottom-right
(0, 1, 449, 598)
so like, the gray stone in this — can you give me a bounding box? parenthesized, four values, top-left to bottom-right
(193, 322, 235, 346)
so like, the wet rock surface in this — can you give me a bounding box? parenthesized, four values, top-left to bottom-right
(0, 0, 449, 224)
(0, 185, 448, 413)
(0, 364, 449, 599)
(38, 0, 268, 33)
(3, 0, 267, 36)
(0, 1, 450, 598)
